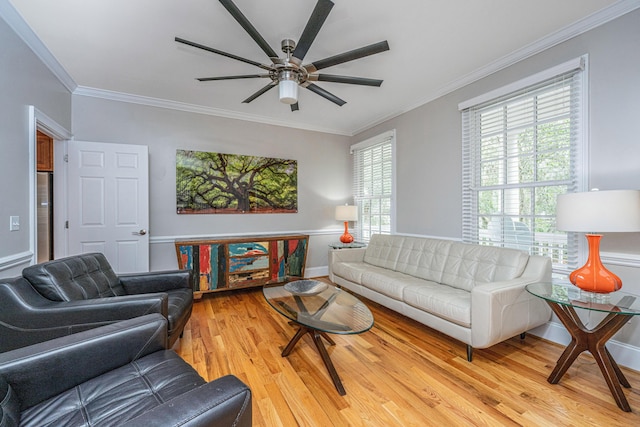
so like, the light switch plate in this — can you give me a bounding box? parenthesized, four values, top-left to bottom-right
(10, 216, 19, 231)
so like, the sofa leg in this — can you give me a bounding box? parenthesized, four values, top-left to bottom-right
(467, 345, 473, 362)
(520, 332, 526, 339)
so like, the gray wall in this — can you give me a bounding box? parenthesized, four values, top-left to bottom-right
(0, 15, 72, 277)
(71, 96, 352, 273)
(352, 8, 640, 363)
(355, 9, 640, 256)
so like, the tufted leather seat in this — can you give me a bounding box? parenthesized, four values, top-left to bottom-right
(0, 314, 252, 426)
(0, 253, 193, 352)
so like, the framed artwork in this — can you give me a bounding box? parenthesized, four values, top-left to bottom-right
(176, 149, 297, 214)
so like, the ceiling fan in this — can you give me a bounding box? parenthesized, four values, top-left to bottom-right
(175, 0, 389, 111)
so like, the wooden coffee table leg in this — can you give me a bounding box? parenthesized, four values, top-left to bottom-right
(320, 331, 336, 346)
(282, 326, 308, 357)
(280, 325, 346, 395)
(310, 330, 346, 395)
(546, 301, 633, 412)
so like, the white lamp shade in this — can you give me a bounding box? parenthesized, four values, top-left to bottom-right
(279, 80, 298, 104)
(556, 190, 640, 232)
(335, 205, 358, 221)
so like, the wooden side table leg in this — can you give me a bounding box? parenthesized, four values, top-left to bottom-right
(546, 300, 633, 412)
(590, 314, 634, 411)
(593, 344, 631, 412)
(606, 347, 631, 388)
(546, 303, 588, 383)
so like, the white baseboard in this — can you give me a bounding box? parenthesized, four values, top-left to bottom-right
(305, 266, 328, 278)
(529, 322, 640, 372)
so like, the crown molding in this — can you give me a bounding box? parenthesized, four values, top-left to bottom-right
(351, 0, 640, 135)
(4, 0, 639, 136)
(0, 0, 77, 92)
(73, 86, 351, 136)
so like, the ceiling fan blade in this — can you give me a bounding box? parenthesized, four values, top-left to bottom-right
(176, 37, 273, 71)
(305, 40, 390, 72)
(242, 83, 277, 103)
(304, 83, 346, 106)
(291, 102, 300, 112)
(291, 0, 334, 63)
(313, 74, 383, 87)
(197, 74, 269, 81)
(219, 0, 278, 59)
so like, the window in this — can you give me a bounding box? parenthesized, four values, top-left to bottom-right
(460, 58, 587, 273)
(351, 130, 395, 242)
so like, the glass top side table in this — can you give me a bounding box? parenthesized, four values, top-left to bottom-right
(526, 282, 639, 412)
(328, 242, 367, 249)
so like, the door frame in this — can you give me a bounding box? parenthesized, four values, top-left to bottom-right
(28, 106, 72, 264)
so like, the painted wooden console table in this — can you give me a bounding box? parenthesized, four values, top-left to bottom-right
(175, 234, 308, 298)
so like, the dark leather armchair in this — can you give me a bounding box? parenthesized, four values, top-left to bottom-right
(0, 314, 252, 426)
(0, 252, 193, 352)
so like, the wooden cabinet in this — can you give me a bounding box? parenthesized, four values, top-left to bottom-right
(37, 130, 54, 171)
(175, 234, 308, 297)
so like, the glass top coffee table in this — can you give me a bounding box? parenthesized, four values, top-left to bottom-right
(263, 279, 374, 395)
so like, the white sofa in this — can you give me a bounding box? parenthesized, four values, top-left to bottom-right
(329, 234, 552, 361)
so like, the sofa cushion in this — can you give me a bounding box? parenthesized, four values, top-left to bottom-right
(22, 253, 124, 301)
(18, 350, 205, 427)
(361, 268, 426, 301)
(331, 261, 370, 285)
(440, 242, 529, 292)
(403, 283, 472, 327)
(363, 234, 405, 270)
(363, 235, 456, 283)
(394, 237, 453, 283)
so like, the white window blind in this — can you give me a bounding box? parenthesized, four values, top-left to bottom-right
(461, 62, 586, 272)
(352, 130, 395, 242)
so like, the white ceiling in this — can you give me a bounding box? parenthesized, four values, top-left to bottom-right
(7, 0, 630, 135)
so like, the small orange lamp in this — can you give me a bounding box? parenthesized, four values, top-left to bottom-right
(335, 204, 358, 244)
(556, 189, 640, 293)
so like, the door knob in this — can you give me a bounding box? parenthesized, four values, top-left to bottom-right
(133, 229, 147, 236)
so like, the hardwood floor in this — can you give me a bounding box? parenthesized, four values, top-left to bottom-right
(175, 278, 640, 426)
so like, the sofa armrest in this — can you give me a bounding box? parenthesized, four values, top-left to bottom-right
(0, 279, 169, 352)
(328, 248, 367, 282)
(470, 256, 552, 348)
(120, 269, 194, 294)
(0, 314, 168, 410)
(122, 374, 252, 427)
(0, 280, 168, 326)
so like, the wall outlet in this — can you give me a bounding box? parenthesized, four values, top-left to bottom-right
(10, 216, 19, 231)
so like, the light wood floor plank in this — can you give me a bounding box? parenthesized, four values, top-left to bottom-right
(175, 278, 640, 426)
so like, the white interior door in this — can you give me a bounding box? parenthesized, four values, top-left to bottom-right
(67, 141, 149, 273)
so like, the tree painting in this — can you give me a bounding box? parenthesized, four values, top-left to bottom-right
(176, 149, 297, 214)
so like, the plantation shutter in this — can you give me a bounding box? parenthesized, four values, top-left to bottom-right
(351, 130, 395, 242)
(461, 58, 586, 272)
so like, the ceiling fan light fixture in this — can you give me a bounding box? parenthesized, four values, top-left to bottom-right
(279, 71, 299, 104)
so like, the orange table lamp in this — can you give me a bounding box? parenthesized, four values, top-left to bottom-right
(556, 189, 640, 293)
(335, 204, 358, 244)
